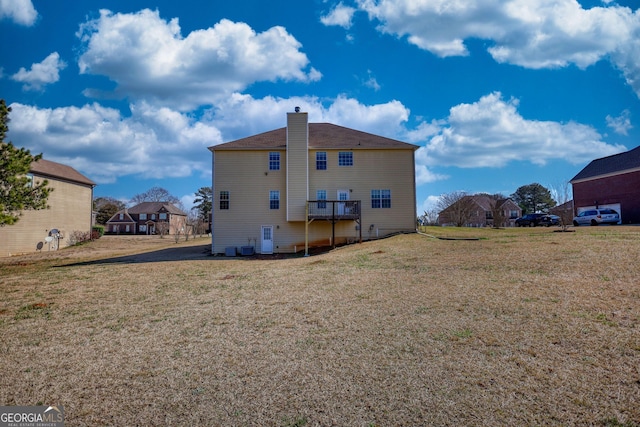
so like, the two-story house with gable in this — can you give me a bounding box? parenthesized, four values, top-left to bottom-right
(570, 145, 640, 224)
(105, 202, 187, 235)
(0, 158, 95, 256)
(438, 195, 521, 227)
(209, 109, 418, 255)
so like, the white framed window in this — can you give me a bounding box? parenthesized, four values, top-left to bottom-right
(371, 189, 391, 208)
(269, 152, 280, 170)
(159, 213, 167, 220)
(139, 213, 147, 220)
(270, 190, 280, 209)
(338, 151, 353, 166)
(220, 191, 230, 210)
(316, 152, 327, 170)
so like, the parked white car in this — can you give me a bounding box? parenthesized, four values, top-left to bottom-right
(573, 208, 620, 226)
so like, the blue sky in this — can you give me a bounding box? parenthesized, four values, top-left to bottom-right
(2, 0, 639, 214)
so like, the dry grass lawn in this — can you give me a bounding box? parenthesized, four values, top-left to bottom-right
(1, 228, 639, 426)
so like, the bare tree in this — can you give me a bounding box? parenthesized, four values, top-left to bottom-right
(550, 181, 574, 231)
(188, 210, 207, 237)
(420, 208, 439, 226)
(156, 222, 169, 238)
(130, 186, 180, 206)
(437, 191, 475, 227)
(488, 194, 508, 228)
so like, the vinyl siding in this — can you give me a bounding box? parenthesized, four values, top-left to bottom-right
(286, 112, 308, 221)
(212, 147, 416, 254)
(213, 150, 287, 253)
(309, 149, 416, 235)
(0, 175, 93, 256)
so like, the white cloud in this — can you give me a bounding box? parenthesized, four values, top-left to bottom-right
(76, 9, 321, 110)
(321, 2, 357, 28)
(8, 102, 222, 184)
(0, 0, 37, 26)
(11, 52, 67, 91)
(606, 109, 633, 135)
(7, 95, 411, 185)
(356, 0, 640, 96)
(419, 92, 626, 169)
(420, 195, 443, 213)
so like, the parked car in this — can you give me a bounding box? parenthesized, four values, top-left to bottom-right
(572, 208, 620, 226)
(540, 214, 561, 227)
(515, 213, 547, 227)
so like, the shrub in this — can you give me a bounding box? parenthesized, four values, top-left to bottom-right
(92, 225, 104, 237)
(68, 230, 92, 246)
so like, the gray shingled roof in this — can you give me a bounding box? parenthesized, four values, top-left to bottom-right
(210, 123, 417, 151)
(571, 146, 640, 182)
(30, 158, 95, 187)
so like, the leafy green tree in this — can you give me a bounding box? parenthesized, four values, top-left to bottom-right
(94, 196, 126, 225)
(511, 183, 556, 214)
(192, 186, 212, 222)
(0, 100, 52, 226)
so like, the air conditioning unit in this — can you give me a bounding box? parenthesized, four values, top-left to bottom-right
(240, 246, 255, 256)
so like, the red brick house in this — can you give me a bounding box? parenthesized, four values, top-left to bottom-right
(570, 146, 640, 224)
(106, 202, 187, 235)
(438, 195, 521, 227)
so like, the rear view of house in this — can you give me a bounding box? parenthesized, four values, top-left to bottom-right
(209, 109, 418, 255)
(0, 158, 95, 256)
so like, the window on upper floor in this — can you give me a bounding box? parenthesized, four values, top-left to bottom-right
(316, 152, 327, 170)
(140, 213, 147, 220)
(220, 191, 230, 210)
(338, 151, 353, 166)
(371, 189, 391, 208)
(270, 190, 280, 210)
(119, 213, 124, 220)
(159, 213, 167, 220)
(269, 152, 280, 170)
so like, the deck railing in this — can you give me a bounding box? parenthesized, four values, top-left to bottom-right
(307, 200, 361, 220)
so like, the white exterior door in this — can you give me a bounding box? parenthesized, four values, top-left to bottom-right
(261, 226, 274, 254)
(337, 190, 349, 215)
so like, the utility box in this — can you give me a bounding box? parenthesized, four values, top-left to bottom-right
(225, 246, 236, 257)
(240, 246, 255, 256)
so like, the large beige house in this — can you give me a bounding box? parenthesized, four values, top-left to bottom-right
(209, 110, 418, 255)
(0, 158, 95, 257)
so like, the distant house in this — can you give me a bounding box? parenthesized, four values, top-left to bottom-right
(570, 146, 640, 224)
(106, 202, 187, 235)
(0, 158, 95, 257)
(208, 110, 418, 255)
(438, 195, 521, 227)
